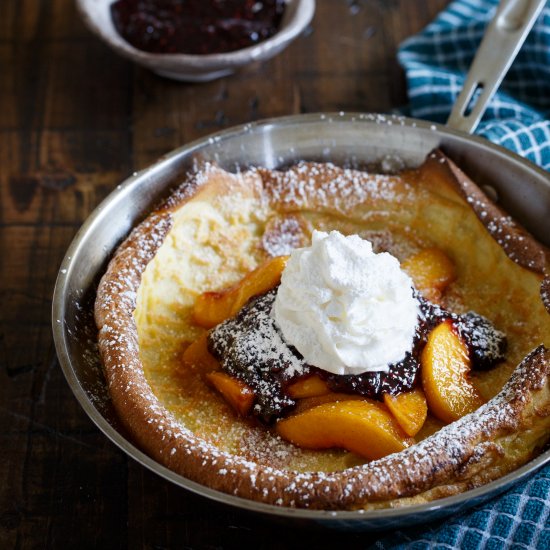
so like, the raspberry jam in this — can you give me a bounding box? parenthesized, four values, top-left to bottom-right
(208, 289, 507, 422)
(111, 0, 286, 55)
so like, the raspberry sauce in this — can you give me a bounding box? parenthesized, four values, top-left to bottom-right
(208, 289, 507, 422)
(111, 0, 286, 55)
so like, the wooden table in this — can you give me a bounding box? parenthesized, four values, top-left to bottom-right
(1, 1, 450, 547)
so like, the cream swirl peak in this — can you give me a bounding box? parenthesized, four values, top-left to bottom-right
(272, 230, 420, 375)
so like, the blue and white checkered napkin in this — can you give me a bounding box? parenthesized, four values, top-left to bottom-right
(375, 0, 550, 547)
(398, 0, 550, 170)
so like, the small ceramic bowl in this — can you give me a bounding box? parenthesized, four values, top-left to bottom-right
(77, 0, 315, 82)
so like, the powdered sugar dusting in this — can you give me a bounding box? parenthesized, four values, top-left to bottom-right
(430, 150, 547, 274)
(262, 215, 308, 257)
(210, 289, 305, 420)
(259, 161, 412, 215)
(542, 277, 550, 315)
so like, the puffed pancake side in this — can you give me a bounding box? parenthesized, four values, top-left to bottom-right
(95, 151, 550, 510)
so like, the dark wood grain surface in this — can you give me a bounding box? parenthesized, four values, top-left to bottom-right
(1, 1, 450, 548)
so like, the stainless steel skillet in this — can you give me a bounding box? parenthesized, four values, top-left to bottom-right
(52, 1, 550, 531)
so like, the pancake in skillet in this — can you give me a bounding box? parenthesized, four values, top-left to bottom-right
(95, 150, 550, 509)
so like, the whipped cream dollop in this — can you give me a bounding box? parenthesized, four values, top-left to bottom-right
(272, 230, 420, 375)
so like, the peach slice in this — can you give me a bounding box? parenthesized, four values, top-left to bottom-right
(276, 400, 414, 460)
(383, 388, 428, 437)
(181, 333, 220, 372)
(287, 374, 331, 399)
(193, 255, 289, 328)
(421, 320, 484, 424)
(293, 392, 364, 415)
(402, 247, 456, 302)
(205, 371, 255, 417)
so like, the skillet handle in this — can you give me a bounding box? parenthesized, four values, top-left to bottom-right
(446, 0, 546, 134)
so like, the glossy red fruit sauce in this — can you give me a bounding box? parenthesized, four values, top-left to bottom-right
(111, 0, 286, 55)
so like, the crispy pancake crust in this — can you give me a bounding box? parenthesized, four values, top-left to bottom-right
(95, 152, 550, 509)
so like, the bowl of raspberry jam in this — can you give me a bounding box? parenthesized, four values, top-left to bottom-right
(77, 0, 315, 81)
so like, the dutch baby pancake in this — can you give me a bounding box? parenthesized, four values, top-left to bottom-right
(95, 150, 550, 509)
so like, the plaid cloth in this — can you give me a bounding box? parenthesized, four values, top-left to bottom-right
(376, 1, 550, 547)
(398, 0, 550, 170)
